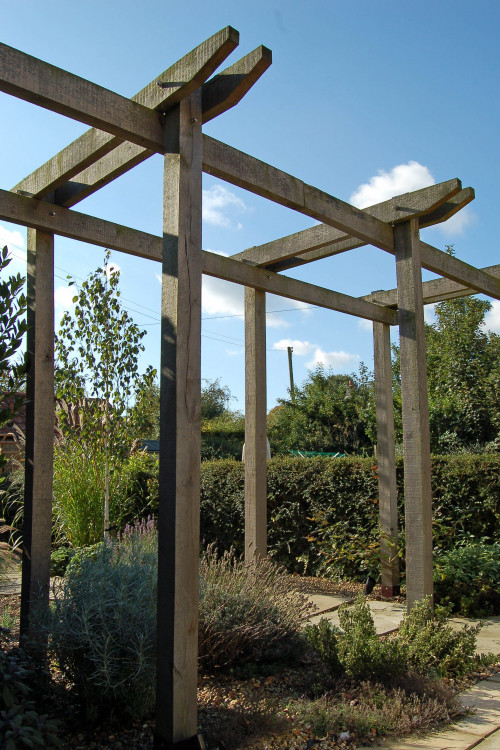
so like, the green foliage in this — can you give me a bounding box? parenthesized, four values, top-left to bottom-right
(302, 618, 342, 675)
(198, 546, 312, 670)
(111, 449, 159, 529)
(0, 629, 61, 749)
(305, 595, 484, 684)
(45, 532, 157, 721)
(201, 377, 234, 422)
(434, 540, 500, 616)
(397, 598, 481, 678)
(201, 412, 245, 460)
(268, 364, 376, 456)
(0, 246, 27, 478)
(54, 251, 156, 535)
(49, 547, 75, 577)
(336, 596, 405, 681)
(197, 454, 500, 583)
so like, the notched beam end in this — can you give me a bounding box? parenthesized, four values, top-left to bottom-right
(202, 45, 272, 123)
(419, 187, 475, 229)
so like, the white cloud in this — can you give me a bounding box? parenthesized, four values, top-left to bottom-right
(434, 207, 475, 237)
(350, 162, 435, 209)
(484, 300, 500, 334)
(202, 185, 247, 229)
(424, 303, 437, 325)
(202, 276, 243, 317)
(226, 348, 243, 357)
(358, 318, 373, 332)
(54, 285, 77, 324)
(273, 339, 315, 355)
(306, 348, 360, 370)
(0, 223, 26, 259)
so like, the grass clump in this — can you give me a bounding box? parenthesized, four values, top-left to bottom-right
(199, 546, 313, 670)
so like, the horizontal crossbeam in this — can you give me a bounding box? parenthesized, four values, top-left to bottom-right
(363, 264, 500, 307)
(0, 42, 166, 151)
(0, 189, 397, 325)
(233, 180, 464, 268)
(13, 27, 240, 199)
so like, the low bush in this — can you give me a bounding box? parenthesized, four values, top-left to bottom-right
(303, 595, 405, 682)
(434, 539, 500, 617)
(0, 628, 61, 749)
(303, 595, 487, 683)
(198, 546, 313, 670)
(45, 528, 157, 721)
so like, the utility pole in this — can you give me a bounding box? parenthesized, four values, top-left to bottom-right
(287, 346, 295, 403)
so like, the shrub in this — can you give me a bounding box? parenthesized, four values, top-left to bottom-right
(434, 539, 500, 616)
(49, 547, 75, 577)
(302, 618, 342, 675)
(45, 529, 157, 721)
(396, 598, 482, 678)
(198, 546, 312, 670)
(0, 628, 61, 749)
(111, 451, 159, 530)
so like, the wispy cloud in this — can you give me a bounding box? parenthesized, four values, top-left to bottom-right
(105, 261, 121, 279)
(202, 277, 243, 317)
(273, 339, 315, 355)
(306, 348, 360, 370)
(350, 162, 435, 208)
(202, 185, 248, 229)
(273, 338, 359, 371)
(424, 303, 437, 325)
(358, 318, 373, 332)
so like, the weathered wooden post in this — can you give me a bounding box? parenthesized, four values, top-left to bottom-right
(372, 320, 400, 597)
(20, 229, 54, 640)
(244, 287, 267, 565)
(394, 218, 433, 610)
(155, 90, 203, 749)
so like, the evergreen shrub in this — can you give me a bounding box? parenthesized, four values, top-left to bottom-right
(434, 540, 500, 616)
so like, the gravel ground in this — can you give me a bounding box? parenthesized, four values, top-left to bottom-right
(0, 579, 490, 750)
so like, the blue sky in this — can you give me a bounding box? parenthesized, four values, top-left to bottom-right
(1, 0, 499, 410)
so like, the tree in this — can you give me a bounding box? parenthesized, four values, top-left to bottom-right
(54, 251, 156, 535)
(201, 378, 233, 422)
(0, 246, 27, 474)
(268, 364, 376, 456)
(391, 247, 499, 453)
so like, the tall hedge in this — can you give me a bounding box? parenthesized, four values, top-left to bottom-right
(199, 454, 500, 578)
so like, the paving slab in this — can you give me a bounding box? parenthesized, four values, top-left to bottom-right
(306, 595, 406, 634)
(474, 728, 500, 748)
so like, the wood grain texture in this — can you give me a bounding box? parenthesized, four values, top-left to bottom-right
(418, 187, 475, 229)
(395, 219, 433, 610)
(419, 243, 500, 299)
(0, 189, 397, 325)
(20, 230, 54, 640)
(202, 136, 394, 250)
(232, 179, 462, 269)
(202, 45, 272, 123)
(0, 42, 165, 151)
(13, 26, 239, 198)
(373, 322, 399, 595)
(156, 92, 202, 746)
(54, 48, 273, 208)
(244, 288, 268, 565)
(362, 264, 500, 307)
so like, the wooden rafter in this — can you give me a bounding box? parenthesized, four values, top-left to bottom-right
(12, 27, 239, 199)
(363, 263, 500, 308)
(232, 180, 465, 268)
(0, 189, 397, 325)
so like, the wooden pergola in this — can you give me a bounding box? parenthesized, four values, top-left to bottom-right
(1, 27, 499, 749)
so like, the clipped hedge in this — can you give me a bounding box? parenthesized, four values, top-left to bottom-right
(200, 454, 500, 578)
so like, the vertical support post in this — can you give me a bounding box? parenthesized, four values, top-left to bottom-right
(395, 218, 433, 610)
(373, 320, 399, 597)
(155, 90, 202, 749)
(244, 287, 267, 565)
(20, 229, 54, 640)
